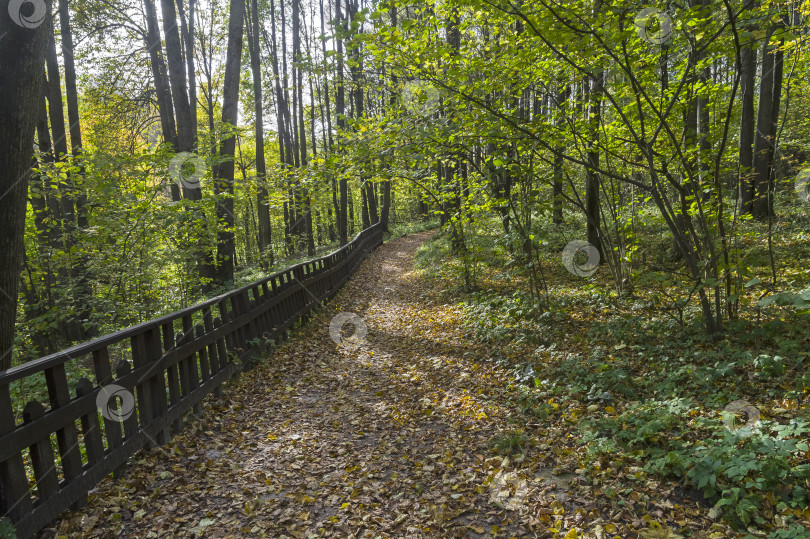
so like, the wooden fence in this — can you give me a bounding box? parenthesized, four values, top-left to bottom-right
(0, 222, 384, 537)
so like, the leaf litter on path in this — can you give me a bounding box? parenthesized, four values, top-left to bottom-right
(45, 231, 734, 538)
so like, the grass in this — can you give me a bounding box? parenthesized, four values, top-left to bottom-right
(488, 430, 533, 456)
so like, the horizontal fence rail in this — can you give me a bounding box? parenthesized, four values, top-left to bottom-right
(0, 222, 384, 538)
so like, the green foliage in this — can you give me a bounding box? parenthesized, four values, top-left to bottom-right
(580, 399, 810, 530)
(488, 430, 533, 456)
(0, 517, 17, 538)
(425, 210, 810, 533)
(461, 290, 546, 345)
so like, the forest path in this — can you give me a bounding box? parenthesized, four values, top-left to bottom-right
(49, 230, 583, 538)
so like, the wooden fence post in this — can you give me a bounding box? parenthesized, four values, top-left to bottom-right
(75, 378, 105, 466)
(22, 402, 59, 501)
(43, 363, 85, 508)
(114, 361, 140, 441)
(0, 384, 32, 522)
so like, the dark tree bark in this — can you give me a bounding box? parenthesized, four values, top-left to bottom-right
(319, 0, 334, 149)
(379, 0, 397, 233)
(551, 85, 567, 225)
(265, 0, 295, 256)
(292, 0, 315, 254)
(752, 27, 781, 219)
(45, 16, 80, 300)
(348, 187, 355, 235)
(267, 0, 293, 166)
(177, 0, 197, 138)
(160, 0, 195, 157)
(585, 71, 602, 258)
(336, 0, 348, 245)
(248, 0, 273, 263)
(0, 0, 51, 369)
(58, 0, 94, 338)
(215, 0, 246, 284)
(143, 0, 180, 201)
(361, 185, 371, 229)
(738, 0, 758, 213)
(58, 0, 83, 194)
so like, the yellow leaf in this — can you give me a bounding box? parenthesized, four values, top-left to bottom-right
(605, 406, 615, 414)
(341, 502, 350, 509)
(564, 528, 579, 539)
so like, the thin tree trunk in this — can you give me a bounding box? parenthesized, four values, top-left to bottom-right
(177, 0, 197, 139)
(738, 0, 758, 213)
(752, 27, 778, 219)
(143, 0, 179, 157)
(361, 185, 371, 229)
(380, 4, 396, 233)
(248, 0, 273, 264)
(585, 72, 602, 258)
(336, 0, 348, 245)
(292, 0, 315, 254)
(45, 19, 77, 292)
(160, 0, 195, 156)
(215, 0, 246, 284)
(58, 0, 93, 337)
(348, 187, 355, 236)
(319, 0, 334, 149)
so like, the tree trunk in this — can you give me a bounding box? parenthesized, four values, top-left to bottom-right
(552, 85, 568, 225)
(45, 17, 79, 312)
(160, 0, 195, 156)
(348, 188, 355, 236)
(143, 0, 179, 205)
(752, 28, 779, 219)
(319, 0, 334, 149)
(0, 0, 51, 369)
(215, 0, 246, 284)
(177, 0, 197, 138)
(585, 72, 602, 258)
(336, 0, 348, 245)
(738, 0, 758, 213)
(361, 186, 371, 229)
(58, 0, 93, 338)
(248, 0, 273, 264)
(381, 180, 391, 231)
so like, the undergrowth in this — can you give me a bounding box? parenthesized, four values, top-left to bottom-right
(416, 213, 810, 536)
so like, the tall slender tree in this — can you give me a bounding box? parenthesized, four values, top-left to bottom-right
(160, 0, 196, 159)
(752, 25, 782, 219)
(336, 0, 349, 245)
(215, 0, 246, 283)
(738, 0, 758, 213)
(247, 0, 273, 263)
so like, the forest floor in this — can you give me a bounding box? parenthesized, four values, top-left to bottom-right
(47, 230, 738, 538)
